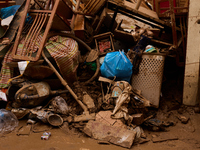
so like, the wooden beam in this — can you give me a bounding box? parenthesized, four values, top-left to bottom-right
(183, 0, 200, 105)
(169, 0, 178, 48)
(135, 0, 142, 10)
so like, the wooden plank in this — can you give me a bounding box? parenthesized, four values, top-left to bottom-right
(74, 14, 84, 31)
(94, 8, 107, 34)
(124, 1, 159, 19)
(74, 14, 85, 40)
(135, 0, 142, 10)
(183, 0, 200, 105)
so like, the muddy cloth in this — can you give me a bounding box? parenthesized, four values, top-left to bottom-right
(45, 35, 79, 85)
(0, 48, 14, 88)
(0, 35, 79, 88)
(127, 35, 150, 74)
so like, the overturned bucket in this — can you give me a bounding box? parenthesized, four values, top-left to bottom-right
(47, 114, 63, 127)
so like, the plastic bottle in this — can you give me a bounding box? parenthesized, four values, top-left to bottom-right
(0, 109, 19, 135)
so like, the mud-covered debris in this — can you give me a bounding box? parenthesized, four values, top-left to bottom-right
(82, 91, 95, 112)
(27, 119, 36, 124)
(97, 140, 110, 145)
(73, 111, 95, 122)
(51, 96, 70, 115)
(132, 113, 144, 125)
(152, 133, 178, 143)
(193, 107, 200, 113)
(96, 111, 126, 128)
(131, 126, 145, 142)
(11, 108, 30, 119)
(29, 109, 49, 123)
(83, 120, 136, 148)
(144, 118, 166, 131)
(111, 81, 132, 122)
(177, 115, 189, 124)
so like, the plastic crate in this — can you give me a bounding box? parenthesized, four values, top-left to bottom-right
(131, 53, 165, 108)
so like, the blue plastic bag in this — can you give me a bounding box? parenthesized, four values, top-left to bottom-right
(100, 51, 133, 82)
(0, 5, 20, 19)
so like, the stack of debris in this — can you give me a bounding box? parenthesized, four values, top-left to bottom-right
(0, 0, 190, 148)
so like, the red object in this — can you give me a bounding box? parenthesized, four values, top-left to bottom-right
(0, 88, 7, 93)
(154, 0, 176, 14)
(98, 41, 111, 53)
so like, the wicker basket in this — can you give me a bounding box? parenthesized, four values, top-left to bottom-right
(131, 53, 165, 108)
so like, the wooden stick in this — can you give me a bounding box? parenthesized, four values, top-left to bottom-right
(135, 0, 142, 10)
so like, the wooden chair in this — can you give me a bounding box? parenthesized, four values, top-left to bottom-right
(11, 0, 73, 61)
(155, 0, 188, 66)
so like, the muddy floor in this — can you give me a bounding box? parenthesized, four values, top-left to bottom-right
(0, 112, 200, 150)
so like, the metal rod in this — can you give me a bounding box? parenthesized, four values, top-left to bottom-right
(21, 13, 40, 55)
(35, 0, 60, 61)
(23, 13, 42, 56)
(28, 12, 46, 56)
(29, 13, 48, 57)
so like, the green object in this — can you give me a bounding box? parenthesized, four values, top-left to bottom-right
(145, 47, 157, 53)
(85, 62, 97, 71)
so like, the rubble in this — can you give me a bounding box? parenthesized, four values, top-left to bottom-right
(177, 115, 189, 124)
(0, 0, 192, 149)
(83, 120, 136, 148)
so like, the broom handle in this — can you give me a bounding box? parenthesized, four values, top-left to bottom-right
(42, 51, 88, 112)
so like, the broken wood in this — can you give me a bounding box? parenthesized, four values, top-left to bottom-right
(152, 133, 178, 143)
(86, 49, 99, 62)
(98, 76, 115, 84)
